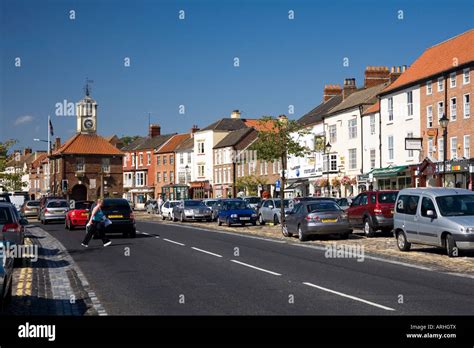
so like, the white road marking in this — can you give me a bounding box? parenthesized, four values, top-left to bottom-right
(191, 247, 222, 258)
(303, 282, 395, 311)
(141, 232, 149, 235)
(230, 260, 281, 276)
(163, 238, 185, 246)
(155, 236, 160, 239)
(136, 231, 142, 233)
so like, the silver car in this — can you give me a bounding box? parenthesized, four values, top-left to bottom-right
(283, 200, 352, 241)
(0, 202, 27, 247)
(40, 199, 69, 224)
(172, 200, 212, 222)
(258, 199, 292, 225)
(394, 188, 474, 257)
(0, 241, 14, 310)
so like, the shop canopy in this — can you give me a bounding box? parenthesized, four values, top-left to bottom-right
(369, 166, 408, 178)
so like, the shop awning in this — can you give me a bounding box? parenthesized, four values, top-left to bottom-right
(285, 179, 308, 190)
(369, 166, 408, 178)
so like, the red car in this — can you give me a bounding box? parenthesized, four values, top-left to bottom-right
(65, 200, 93, 230)
(346, 191, 398, 237)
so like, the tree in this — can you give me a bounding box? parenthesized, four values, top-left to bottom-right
(251, 116, 310, 233)
(236, 175, 268, 196)
(120, 135, 141, 147)
(0, 139, 26, 191)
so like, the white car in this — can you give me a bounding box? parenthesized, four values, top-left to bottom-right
(160, 200, 180, 220)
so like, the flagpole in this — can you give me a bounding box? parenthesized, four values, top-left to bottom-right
(47, 115, 51, 196)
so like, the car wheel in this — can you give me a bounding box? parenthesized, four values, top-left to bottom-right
(43, 219, 48, 225)
(227, 219, 231, 227)
(273, 215, 279, 225)
(363, 218, 375, 237)
(396, 231, 411, 251)
(259, 215, 265, 226)
(282, 224, 292, 237)
(446, 234, 458, 257)
(252, 221, 257, 226)
(298, 225, 307, 241)
(129, 228, 137, 238)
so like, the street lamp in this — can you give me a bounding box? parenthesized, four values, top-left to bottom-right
(325, 141, 332, 197)
(439, 114, 449, 187)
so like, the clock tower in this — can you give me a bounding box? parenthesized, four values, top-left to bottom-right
(76, 81, 98, 134)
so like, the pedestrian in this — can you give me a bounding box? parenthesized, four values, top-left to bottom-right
(81, 198, 112, 248)
(157, 195, 163, 214)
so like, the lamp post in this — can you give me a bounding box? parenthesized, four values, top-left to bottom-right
(439, 114, 449, 187)
(325, 141, 332, 197)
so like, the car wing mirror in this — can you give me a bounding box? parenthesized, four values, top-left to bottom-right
(426, 210, 437, 218)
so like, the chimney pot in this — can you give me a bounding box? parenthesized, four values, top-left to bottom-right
(323, 84, 342, 101)
(54, 137, 61, 150)
(343, 78, 357, 100)
(191, 125, 200, 133)
(230, 110, 241, 119)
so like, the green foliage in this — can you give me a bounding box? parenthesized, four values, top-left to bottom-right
(236, 175, 266, 196)
(0, 139, 17, 172)
(120, 135, 141, 147)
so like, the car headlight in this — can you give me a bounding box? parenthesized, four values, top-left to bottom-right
(251, 213, 257, 218)
(340, 213, 348, 220)
(461, 226, 474, 233)
(231, 214, 238, 218)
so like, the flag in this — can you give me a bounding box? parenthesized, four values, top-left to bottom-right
(49, 118, 54, 136)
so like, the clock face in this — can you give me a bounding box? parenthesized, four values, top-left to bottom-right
(83, 118, 94, 130)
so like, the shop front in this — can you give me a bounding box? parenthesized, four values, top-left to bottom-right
(414, 158, 441, 188)
(189, 180, 212, 199)
(161, 184, 189, 200)
(285, 179, 309, 198)
(370, 165, 413, 190)
(436, 159, 474, 189)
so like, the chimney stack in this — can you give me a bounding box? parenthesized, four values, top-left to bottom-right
(23, 148, 32, 156)
(230, 110, 241, 119)
(54, 137, 61, 150)
(343, 78, 357, 100)
(323, 84, 342, 102)
(364, 66, 390, 88)
(389, 66, 404, 83)
(190, 125, 200, 134)
(149, 124, 161, 138)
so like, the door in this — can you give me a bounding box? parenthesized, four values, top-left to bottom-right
(261, 200, 273, 221)
(348, 194, 362, 225)
(399, 194, 421, 243)
(356, 193, 368, 227)
(286, 203, 303, 233)
(418, 196, 440, 246)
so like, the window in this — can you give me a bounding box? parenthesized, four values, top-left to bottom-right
(388, 97, 393, 121)
(426, 80, 432, 95)
(163, 155, 167, 165)
(170, 156, 174, 165)
(187, 153, 191, 164)
(101, 158, 110, 172)
(428, 137, 434, 158)
(76, 157, 85, 172)
(359, 194, 368, 206)
(198, 142, 205, 154)
(464, 94, 470, 118)
(259, 162, 264, 175)
(136, 172, 145, 187)
(407, 91, 413, 116)
(396, 195, 419, 215)
(147, 153, 151, 165)
(348, 118, 357, 139)
(407, 132, 414, 158)
(348, 149, 357, 170)
(464, 135, 470, 158)
(131, 153, 135, 166)
(329, 125, 337, 143)
(370, 115, 376, 135)
(198, 165, 205, 177)
(323, 154, 337, 172)
(163, 172, 167, 183)
(438, 138, 444, 161)
(450, 97, 457, 120)
(463, 68, 470, 84)
(450, 137, 458, 159)
(124, 173, 133, 187)
(370, 149, 376, 169)
(438, 77, 444, 92)
(156, 155, 161, 166)
(437, 101, 444, 121)
(264, 162, 268, 175)
(388, 136, 394, 160)
(123, 154, 128, 167)
(156, 172, 161, 183)
(170, 171, 174, 183)
(426, 105, 433, 128)
(370, 194, 376, 204)
(139, 153, 143, 166)
(450, 72, 456, 88)
(180, 153, 184, 164)
(420, 198, 436, 217)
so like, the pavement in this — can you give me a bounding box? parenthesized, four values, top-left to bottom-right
(19, 216, 474, 316)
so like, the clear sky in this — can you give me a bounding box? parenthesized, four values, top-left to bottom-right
(1, 0, 473, 152)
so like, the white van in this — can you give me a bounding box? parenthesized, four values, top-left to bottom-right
(8, 192, 29, 211)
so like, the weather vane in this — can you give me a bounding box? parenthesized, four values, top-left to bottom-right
(84, 77, 94, 96)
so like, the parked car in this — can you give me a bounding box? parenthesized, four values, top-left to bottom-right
(37, 196, 64, 221)
(394, 188, 474, 257)
(160, 200, 180, 220)
(283, 200, 352, 241)
(292, 197, 337, 203)
(258, 198, 292, 225)
(40, 199, 69, 225)
(0, 242, 14, 311)
(5, 192, 29, 212)
(172, 200, 212, 222)
(217, 199, 257, 226)
(0, 202, 28, 246)
(242, 196, 262, 210)
(98, 198, 136, 238)
(203, 199, 222, 221)
(20, 200, 40, 217)
(145, 200, 158, 214)
(0, 193, 11, 203)
(335, 197, 352, 211)
(65, 200, 93, 230)
(346, 190, 398, 237)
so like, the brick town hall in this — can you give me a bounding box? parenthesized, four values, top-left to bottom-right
(49, 85, 124, 201)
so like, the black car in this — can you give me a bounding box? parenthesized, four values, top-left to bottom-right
(95, 199, 136, 238)
(0, 193, 11, 203)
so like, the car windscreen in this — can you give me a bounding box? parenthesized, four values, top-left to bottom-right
(378, 192, 397, 204)
(226, 201, 249, 210)
(436, 195, 474, 216)
(184, 201, 205, 207)
(27, 201, 40, 207)
(0, 207, 13, 224)
(47, 201, 68, 208)
(307, 202, 340, 212)
(102, 200, 131, 210)
(274, 200, 290, 208)
(75, 202, 92, 210)
(245, 197, 261, 204)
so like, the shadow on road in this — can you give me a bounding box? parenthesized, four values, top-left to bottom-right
(1, 296, 89, 316)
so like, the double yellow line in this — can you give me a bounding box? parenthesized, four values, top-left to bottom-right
(15, 238, 33, 297)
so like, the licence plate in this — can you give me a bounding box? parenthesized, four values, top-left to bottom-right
(321, 219, 337, 223)
(108, 214, 123, 219)
(81, 213, 88, 217)
(240, 217, 250, 220)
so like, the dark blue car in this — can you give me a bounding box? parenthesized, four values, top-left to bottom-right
(217, 199, 257, 226)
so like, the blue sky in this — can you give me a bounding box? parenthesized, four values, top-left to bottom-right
(1, 0, 473, 152)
